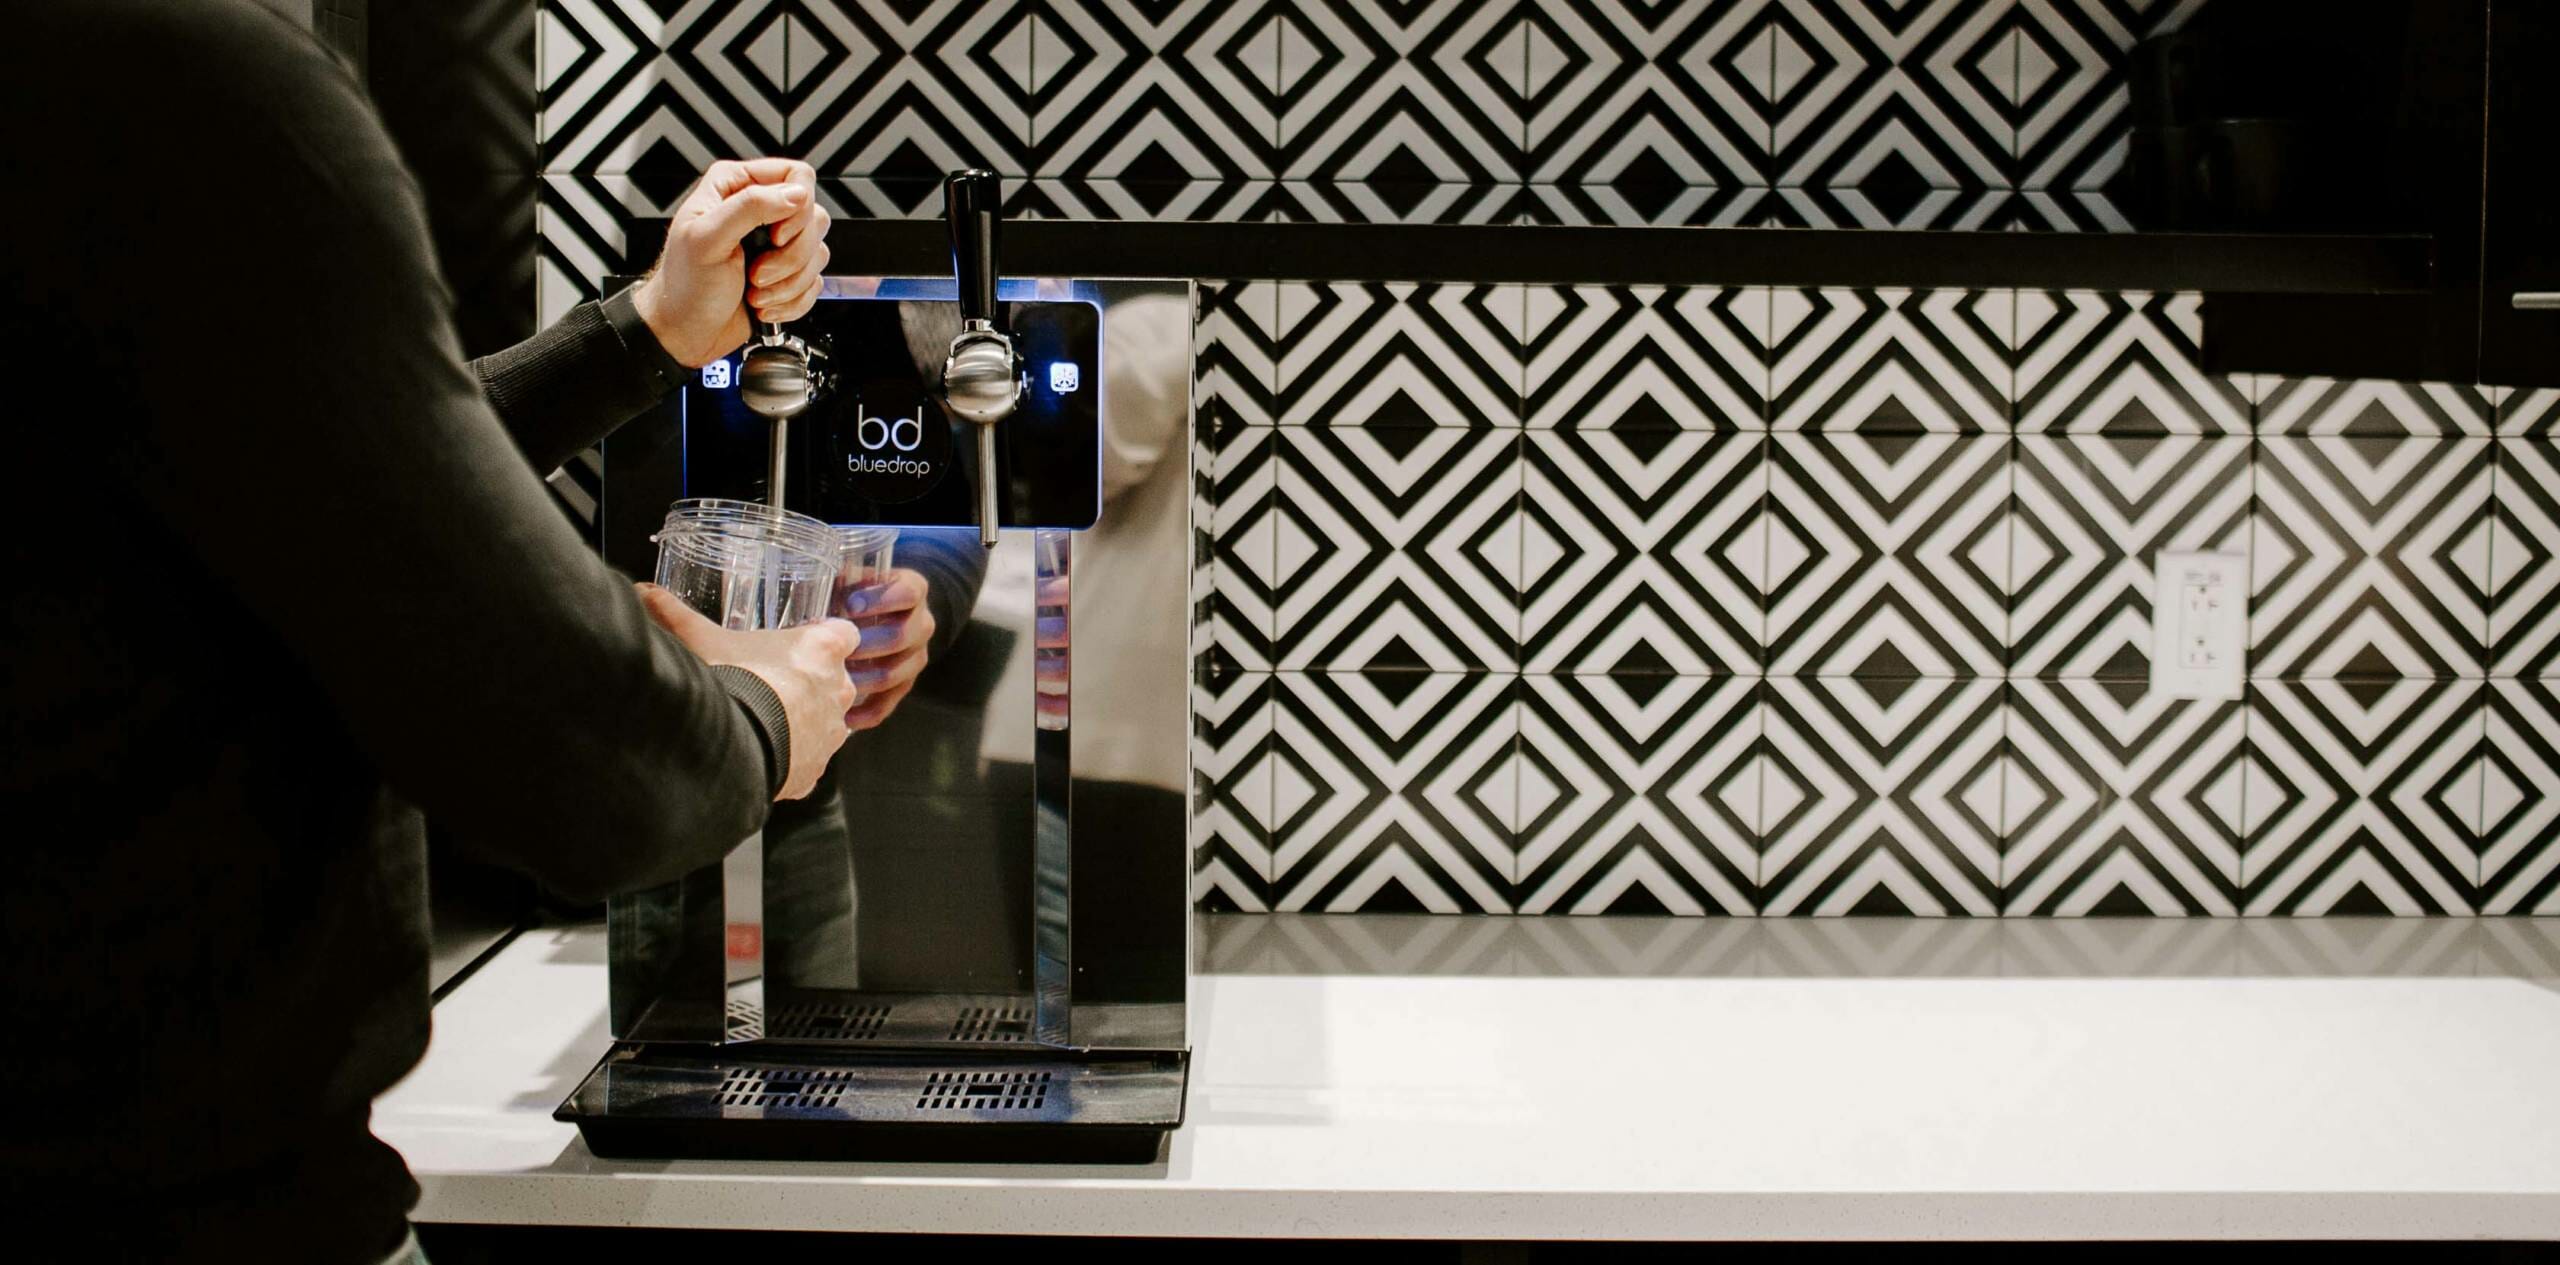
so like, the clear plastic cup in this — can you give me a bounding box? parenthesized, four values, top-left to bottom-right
(833, 528, 898, 705)
(652, 498, 841, 631)
(834, 527, 899, 615)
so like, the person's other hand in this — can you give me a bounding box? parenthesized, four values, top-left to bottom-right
(631, 158, 831, 368)
(638, 583, 858, 800)
(841, 568, 935, 732)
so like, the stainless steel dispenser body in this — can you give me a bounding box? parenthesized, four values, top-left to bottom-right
(563, 277, 1195, 1164)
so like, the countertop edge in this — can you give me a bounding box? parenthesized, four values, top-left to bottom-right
(412, 1179, 2560, 1241)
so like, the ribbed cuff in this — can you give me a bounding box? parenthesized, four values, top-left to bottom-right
(600, 283, 692, 398)
(709, 665, 791, 799)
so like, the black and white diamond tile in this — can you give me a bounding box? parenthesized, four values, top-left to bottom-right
(1519, 286, 1771, 675)
(1769, 0, 2016, 207)
(2002, 679, 2247, 914)
(1527, 280, 1754, 439)
(2249, 437, 2494, 679)
(2240, 677, 2485, 915)
(1268, 282, 1523, 671)
(1523, 0, 1775, 224)
(1514, 673, 1761, 914)
(2495, 387, 2560, 438)
(1758, 674, 2008, 915)
(1768, 289, 2010, 433)
(1522, 429, 1766, 677)
(1764, 433, 2012, 677)
(2007, 435, 2250, 678)
(1525, 285, 1769, 432)
(1523, 182, 1770, 227)
(1278, 0, 1528, 192)
(539, 0, 791, 171)
(2256, 378, 2495, 438)
(1272, 426, 1520, 673)
(1265, 180, 1521, 223)
(1199, 279, 1282, 426)
(1758, 184, 2008, 229)
(1034, 0, 1281, 204)
(2004, 187, 2133, 233)
(2008, 0, 2201, 199)
(1192, 671, 1277, 911)
(535, 171, 675, 324)
(1199, 411, 1279, 673)
(2480, 678, 2560, 915)
(1277, 282, 1524, 429)
(1195, 282, 1282, 676)
(787, 0, 1035, 187)
(2012, 291, 2246, 436)
(1022, 178, 1283, 221)
(2488, 437, 2560, 677)
(1270, 671, 1517, 911)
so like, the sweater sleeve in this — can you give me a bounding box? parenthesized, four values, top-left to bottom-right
(113, 22, 781, 902)
(471, 284, 691, 477)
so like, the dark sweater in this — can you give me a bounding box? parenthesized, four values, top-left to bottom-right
(0, 2, 790, 1259)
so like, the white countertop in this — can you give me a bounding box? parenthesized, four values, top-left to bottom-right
(379, 916, 2560, 1241)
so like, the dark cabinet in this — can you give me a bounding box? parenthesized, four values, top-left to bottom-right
(2194, 0, 2556, 388)
(2480, 0, 2560, 384)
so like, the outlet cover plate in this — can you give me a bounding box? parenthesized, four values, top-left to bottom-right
(2150, 550, 2246, 700)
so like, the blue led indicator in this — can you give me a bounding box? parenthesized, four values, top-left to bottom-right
(1048, 361, 1080, 394)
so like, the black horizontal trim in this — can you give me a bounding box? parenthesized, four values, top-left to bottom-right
(623, 218, 2436, 294)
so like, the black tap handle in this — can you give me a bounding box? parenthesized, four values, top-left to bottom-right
(741, 224, 782, 340)
(944, 169, 1001, 329)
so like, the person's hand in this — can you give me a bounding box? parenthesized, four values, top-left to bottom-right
(841, 568, 935, 732)
(637, 583, 858, 800)
(631, 158, 831, 368)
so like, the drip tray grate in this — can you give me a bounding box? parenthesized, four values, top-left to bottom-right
(949, 1005, 1030, 1043)
(917, 1069, 1051, 1112)
(718, 1066, 858, 1109)
(722, 993, 1049, 1047)
(766, 1001, 890, 1042)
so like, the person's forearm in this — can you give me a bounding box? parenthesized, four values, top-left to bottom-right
(472, 285, 689, 475)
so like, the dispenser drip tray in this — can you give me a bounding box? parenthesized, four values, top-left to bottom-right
(557, 1041, 1186, 1164)
(726, 991, 1038, 1045)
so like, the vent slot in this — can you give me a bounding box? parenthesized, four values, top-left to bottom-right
(916, 1069, 1052, 1112)
(717, 1066, 858, 1110)
(765, 1001, 891, 1042)
(949, 1005, 1029, 1043)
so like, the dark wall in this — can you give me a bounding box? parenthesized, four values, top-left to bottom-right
(369, 0, 537, 358)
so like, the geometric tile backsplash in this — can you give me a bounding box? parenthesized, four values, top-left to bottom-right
(535, 0, 2560, 916)
(1193, 287, 2560, 918)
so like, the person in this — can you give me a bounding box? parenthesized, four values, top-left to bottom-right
(0, 1, 936, 1259)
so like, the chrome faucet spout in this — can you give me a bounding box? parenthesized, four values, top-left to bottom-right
(939, 171, 1017, 548)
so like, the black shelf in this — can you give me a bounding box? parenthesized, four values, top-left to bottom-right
(627, 218, 2435, 295)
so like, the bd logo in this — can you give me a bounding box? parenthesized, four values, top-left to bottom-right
(845, 402, 938, 481)
(856, 406, 924, 453)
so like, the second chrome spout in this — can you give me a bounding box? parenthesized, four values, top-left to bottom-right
(938, 170, 1018, 548)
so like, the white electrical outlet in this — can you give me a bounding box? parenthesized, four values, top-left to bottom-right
(2150, 550, 2245, 700)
